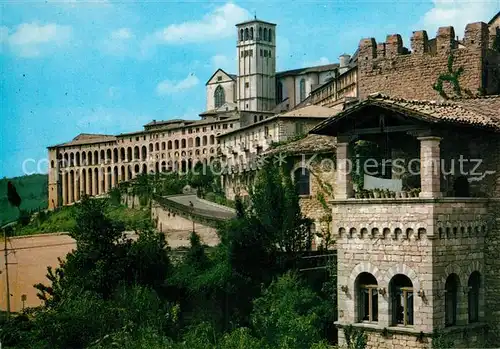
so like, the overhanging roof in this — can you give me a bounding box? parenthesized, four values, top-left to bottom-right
(310, 93, 500, 136)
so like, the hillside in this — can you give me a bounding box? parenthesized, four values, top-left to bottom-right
(0, 174, 48, 225)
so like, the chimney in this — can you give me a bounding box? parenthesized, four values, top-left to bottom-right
(339, 54, 351, 74)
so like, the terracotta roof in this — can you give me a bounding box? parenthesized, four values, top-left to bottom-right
(264, 134, 336, 156)
(276, 63, 339, 77)
(311, 93, 500, 135)
(50, 133, 117, 148)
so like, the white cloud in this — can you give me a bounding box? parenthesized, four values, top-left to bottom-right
(303, 56, 330, 67)
(418, 0, 498, 36)
(151, 3, 250, 44)
(211, 54, 235, 72)
(156, 73, 200, 95)
(2, 22, 72, 57)
(111, 28, 134, 40)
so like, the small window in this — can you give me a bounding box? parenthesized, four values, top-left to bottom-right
(217, 76, 222, 81)
(260, 49, 263, 56)
(294, 167, 310, 196)
(264, 50, 268, 57)
(390, 274, 414, 326)
(259, 115, 263, 121)
(245, 82, 249, 88)
(254, 115, 258, 123)
(356, 273, 378, 322)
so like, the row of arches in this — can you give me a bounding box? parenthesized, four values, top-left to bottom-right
(55, 138, 217, 168)
(353, 271, 481, 327)
(239, 26, 273, 42)
(59, 156, 218, 205)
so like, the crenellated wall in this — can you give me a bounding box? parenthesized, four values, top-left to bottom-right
(358, 22, 499, 100)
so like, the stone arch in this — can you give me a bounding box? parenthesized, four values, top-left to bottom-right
(349, 262, 383, 289)
(462, 260, 483, 285)
(384, 264, 420, 292)
(440, 263, 464, 290)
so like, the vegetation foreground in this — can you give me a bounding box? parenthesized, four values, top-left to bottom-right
(1, 165, 369, 349)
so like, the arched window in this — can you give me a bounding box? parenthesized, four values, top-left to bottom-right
(195, 137, 201, 147)
(244, 28, 249, 40)
(390, 274, 414, 326)
(294, 167, 310, 196)
(259, 27, 263, 40)
(240, 29, 244, 41)
(268, 29, 272, 42)
(445, 274, 460, 327)
(214, 85, 225, 108)
(168, 141, 172, 150)
(356, 273, 378, 322)
(250, 27, 254, 40)
(299, 78, 306, 102)
(134, 146, 139, 160)
(141, 145, 147, 161)
(468, 272, 480, 323)
(263, 28, 268, 41)
(161, 142, 166, 151)
(181, 139, 186, 148)
(149, 143, 153, 152)
(277, 81, 283, 102)
(209, 135, 215, 145)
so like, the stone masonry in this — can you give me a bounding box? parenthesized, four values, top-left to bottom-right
(358, 22, 500, 100)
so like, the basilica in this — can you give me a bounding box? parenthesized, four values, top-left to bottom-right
(46, 12, 500, 349)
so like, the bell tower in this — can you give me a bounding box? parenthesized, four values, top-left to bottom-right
(236, 19, 276, 112)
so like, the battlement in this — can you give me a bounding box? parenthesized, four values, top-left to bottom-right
(359, 21, 490, 60)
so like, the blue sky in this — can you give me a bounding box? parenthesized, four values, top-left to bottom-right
(0, 0, 498, 178)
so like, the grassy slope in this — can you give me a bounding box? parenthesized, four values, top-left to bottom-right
(0, 174, 48, 225)
(15, 202, 150, 236)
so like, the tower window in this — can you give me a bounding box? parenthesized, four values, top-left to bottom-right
(268, 29, 272, 42)
(250, 27, 254, 40)
(244, 28, 249, 40)
(245, 82, 249, 88)
(468, 271, 481, 323)
(390, 274, 414, 326)
(299, 78, 306, 102)
(263, 28, 268, 41)
(217, 76, 222, 81)
(259, 27, 263, 40)
(445, 274, 460, 327)
(240, 29, 243, 41)
(356, 273, 379, 322)
(214, 85, 225, 108)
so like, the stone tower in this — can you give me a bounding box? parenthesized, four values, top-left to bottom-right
(236, 19, 276, 112)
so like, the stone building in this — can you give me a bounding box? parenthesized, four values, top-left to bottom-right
(217, 104, 343, 200)
(311, 93, 500, 348)
(46, 17, 347, 210)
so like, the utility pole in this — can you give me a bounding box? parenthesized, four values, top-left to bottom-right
(2, 225, 11, 318)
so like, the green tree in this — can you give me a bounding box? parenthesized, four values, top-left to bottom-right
(251, 272, 324, 349)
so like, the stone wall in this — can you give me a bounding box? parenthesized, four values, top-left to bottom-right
(333, 198, 491, 348)
(358, 22, 499, 100)
(151, 202, 219, 247)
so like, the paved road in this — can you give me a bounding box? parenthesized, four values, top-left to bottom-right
(166, 194, 235, 218)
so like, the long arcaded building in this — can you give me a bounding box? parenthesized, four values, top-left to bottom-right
(47, 17, 357, 209)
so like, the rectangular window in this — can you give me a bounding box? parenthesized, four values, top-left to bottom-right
(217, 76, 222, 81)
(392, 288, 414, 326)
(223, 124, 227, 129)
(264, 50, 268, 57)
(269, 51, 272, 58)
(245, 82, 249, 88)
(260, 49, 263, 56)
